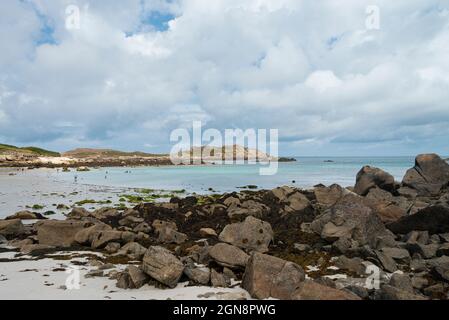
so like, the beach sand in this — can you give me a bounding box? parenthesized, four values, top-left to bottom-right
(0, 168, 251, 300)
(0, 168, 133, 219)
(0, 249, 249, 300)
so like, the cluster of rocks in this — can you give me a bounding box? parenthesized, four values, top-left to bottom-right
(1, 153, 449, 300)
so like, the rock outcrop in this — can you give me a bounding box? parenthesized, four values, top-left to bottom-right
(142, 246, 184, 288)
(0, 219, 25, 238)
(387, 205, 449, 234)
(354, 166, 395, 196)
(219, 216, 273, 253)
(209, 243, 249, 268)
(242, 252, 305, 299)
(402, 154, 449, 196)
(35, 220, 89, 247)
(291, 280, 361, 300)
(311, 194, 392, 246)
(3, 154, 449, 301)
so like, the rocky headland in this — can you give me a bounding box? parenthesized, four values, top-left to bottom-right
(0, 144, 293, 169)
(1, 153, 449, 300)
(0, 146, 173, 168)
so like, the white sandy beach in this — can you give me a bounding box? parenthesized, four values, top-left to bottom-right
(0, 168, 134, 219)
(0, 249, 249, 300)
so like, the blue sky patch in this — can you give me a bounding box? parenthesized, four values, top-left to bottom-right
(141, 11, 175, 32)
(22, 0, 57, 46)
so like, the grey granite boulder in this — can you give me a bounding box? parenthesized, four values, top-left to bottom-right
(387, 205, 449, 234)
(35, 220, 89, 247)
(242, 252, 305, 299)
(402, 154, 449, 196)
(209, 243, 249, 268)
(291, 280, 361, 300)
(311, 194, 393, 247)
(354, 166, 395, 196)
(219, 216, 273, 253)
(142, 246, 184, 288)
(0, 219, 25, 238)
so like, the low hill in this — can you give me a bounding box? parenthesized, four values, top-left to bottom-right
(63, 148, 168, 159)
(0, 144, 60, 157)
(176, 144, 274, 161)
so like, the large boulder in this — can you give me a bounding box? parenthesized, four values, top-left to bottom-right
(91, 230, 135, 249)
(6, 211, 45, 221)
(282, 192, 311, 214)
(209, 243, 249, 268)
(74, 223, 112, 245)
(91, 207, 120, 220)
(354, 166, 395, 196)
(142, 246, 184, 288)
(375, 285, 427, 300)
(291, 280, 361, 300)
(116, 266, 149, 289)
(219, 216, 273, 253)
(402, 154, 449, 196)
(118, 242, 147, 260)
(156, 227, 188, 245)
(127, 265, 149, 289)
(311, 194, 393, 247)
(242, 252, 305, 300)
(387, 205, 449, 235)
(271, 186, 296, 202)
(314, 184, 349, 209)
(184, 265, 210, 285)
(363, 188, 408, 223)
(20, 244, 54, 255)
(270, 187, 313, 220)
(227, 200, 270, 219)
(0, 219, 26, 238)
(334, 256, 367, 276)
(35, 220, 89, 247)
(152, 220, 178, 232)
(211, 269, 230, 288)
(67, 207, 91, 219)
(118, 215, 144, 228)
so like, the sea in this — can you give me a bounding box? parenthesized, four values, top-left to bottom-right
(55, 156, 418, 194)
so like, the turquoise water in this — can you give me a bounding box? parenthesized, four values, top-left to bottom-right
(56, 157, 417, 194)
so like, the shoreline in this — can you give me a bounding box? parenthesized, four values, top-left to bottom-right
(0, 157, 174, 169)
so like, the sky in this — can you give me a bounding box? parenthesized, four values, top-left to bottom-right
(0, 0, 449, 156)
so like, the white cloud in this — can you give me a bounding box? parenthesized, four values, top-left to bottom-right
(305, 71, 342, 93)
(0, 110, 7, 125)
(0, 0, 448, 155)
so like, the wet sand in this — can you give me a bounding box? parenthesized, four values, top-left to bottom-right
(0, 168, 133, 219)
(0, 249, 249, 300)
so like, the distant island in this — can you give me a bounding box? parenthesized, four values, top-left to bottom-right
(278, 157, 297, 162)
(0, 144, 296, 168)
(0, 144, 172, 168)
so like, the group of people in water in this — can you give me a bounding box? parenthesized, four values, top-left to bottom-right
(71, 169, 133, 183)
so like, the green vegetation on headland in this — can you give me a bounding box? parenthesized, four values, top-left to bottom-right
(0, 143, 60, 157)
(62, 148, 168, 158)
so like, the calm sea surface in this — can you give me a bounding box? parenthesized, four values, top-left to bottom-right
(55, 157, 418, 193)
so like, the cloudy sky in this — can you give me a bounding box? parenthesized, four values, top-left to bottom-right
(0, 0, 448, 156)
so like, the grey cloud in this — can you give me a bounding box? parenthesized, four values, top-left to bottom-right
(0, 0, 448, 155)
